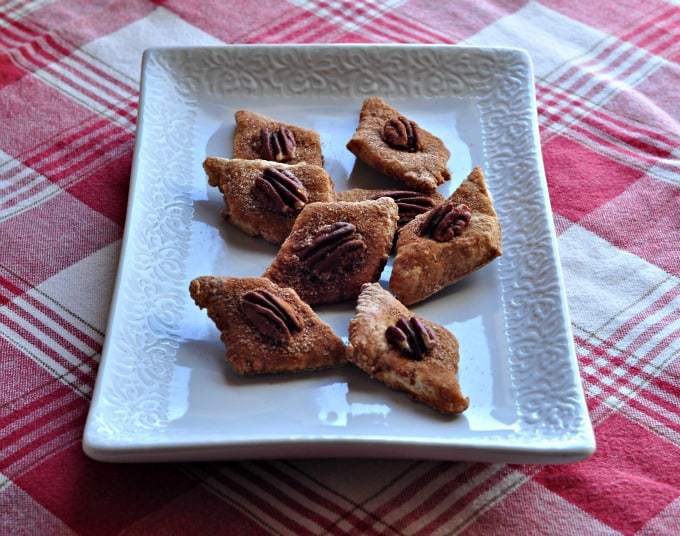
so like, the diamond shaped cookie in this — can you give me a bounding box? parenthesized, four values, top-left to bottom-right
(263, 198, 399, 305)
(348, 283, 469, 414)
(346, 97, 451, 192)
(233, 110, 323, 167)
(204, 157, 335, 244)
(390, 167, 502, 305)
(189, 276, 346, 374)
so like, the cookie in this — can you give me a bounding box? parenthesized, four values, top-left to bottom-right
(233, 110, 323, 167)
(389, 167, 502, 305)
(204, 157, 335, 244)
(346, 97, 451, 192)
(348, 283, 469, 414)
(263, 198, 399, 305)
(335, 188, 445, 227)
(189, 276, 346, 374)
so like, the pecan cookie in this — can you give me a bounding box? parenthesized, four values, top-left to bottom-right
(263, 198, 399, 305)
(348, 283, 469, 414)
(233, 110, 323, 167)
(204, 157, 335, 244)
(189, 276, 346, 374)
(335, 188, 445, 227)
(390, 167, 502, 305)
(346, 97, 451, 192)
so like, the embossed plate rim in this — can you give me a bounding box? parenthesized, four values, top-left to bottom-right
(84, 44, 595, 463)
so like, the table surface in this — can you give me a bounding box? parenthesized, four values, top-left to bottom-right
(1, 1, 678, 535)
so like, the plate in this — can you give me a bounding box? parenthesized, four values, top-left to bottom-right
(83, 45, 595, 463)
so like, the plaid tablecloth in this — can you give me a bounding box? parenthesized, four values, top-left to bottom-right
(1, 0, 679, 534)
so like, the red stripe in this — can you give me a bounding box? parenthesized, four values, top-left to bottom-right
(0, 408, 85, 472)
(602, 285, 680, 351)
(259, 462, 383, 535)
(15, 43, 136, 124)
(537, 82, 678, 149)
(0, 312, 96, 387)
(413, 469, 511, 536)
(384, 9, 455, 44)
(277, 15, 339, 43)
(0, 119, 119, 198)
(6, 302, 99, 369)
(626, 389, 680, 435)
(0, 131, 131, 211)
(245, 10, 317, 43)
(0, 379, 67, 430)
(313, 0, 410, 43)
(0, 273, 102, 353)
(619, 7, 678, 44)
(391, 464, 494, 531)
(0, 11, 41, 38)
(1, 395, 83, 451)
(209, 467, 317, 536)
(44, 34, 139, 96)
(231, 464, 337, 532)
(0, 135, 132, 210)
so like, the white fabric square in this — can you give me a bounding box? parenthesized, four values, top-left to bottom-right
(82, 7, 223, 82)
(461, 1, 608, 77)
(558, 224, 670, 334)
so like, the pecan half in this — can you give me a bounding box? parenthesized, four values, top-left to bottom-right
(419, 202, 471, 242)
(240, 289, 302, 343)
(252, 167, 308, 215)
(385, 316, 435, 359)
(372, 190, 436, 225)
(382, 116, 422, 152)
(295, 222, 367, 276)
(259, 126, 296, 162)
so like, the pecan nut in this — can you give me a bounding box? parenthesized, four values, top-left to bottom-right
(372, 190, 436, 225)
(240, 289, 302, 343)
(295, 222, 366, 276)
(253, 167, 308, 214)
(419, 202, 471, 242)
(259, 126, 296, 162)
(385, 316, 435, 359)
(382, 116, 422, 152)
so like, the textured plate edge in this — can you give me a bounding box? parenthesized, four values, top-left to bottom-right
(82, 45, 596, 463)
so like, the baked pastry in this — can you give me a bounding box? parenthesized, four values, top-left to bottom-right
(335, 188, 445, 227)
(348, 283, 468, 414)
(390, 167, 502, 305)
(346, 97, 451, 192)
(189, 276, 346, 374)
(263, 198, 399, 305)
(203, 157, 335, 244)
(233, 110, 323, 167)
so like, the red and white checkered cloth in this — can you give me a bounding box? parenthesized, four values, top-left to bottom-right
(1, 0, 678, 534)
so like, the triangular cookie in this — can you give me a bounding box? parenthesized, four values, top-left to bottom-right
(348, 283, 469, 414)
(189, 276, 346, 374)
(389, 167, 502, 305)
(335, 188, 444, 226)
(204, 157, 335, 244)
(346, 97, 451, 192)
(263, 198, 399, 305)
(233, 110, 323, 167)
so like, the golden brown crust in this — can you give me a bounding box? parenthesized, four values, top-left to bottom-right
(389, 167, 502, 305)
(203, 157, 335, 244)
(189, 276, 346, 374)
(233, 110, 323, 167)
(348, 283, 468, 414)
(346, 97, 451, 192)
(263, 198, 399, 305)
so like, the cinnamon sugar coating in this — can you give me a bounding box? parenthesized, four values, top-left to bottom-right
(346, 97, 451, 192)
(389, 167, 502, 305)
(203, 157, 335, 244)
(263, 198, 399, 305)
(348, 283, 469, 414)
(189, 276, 346, 374)
(234, 110, 323, 167)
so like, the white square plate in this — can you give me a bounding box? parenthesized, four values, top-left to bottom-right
(84, 45, 595, 463)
